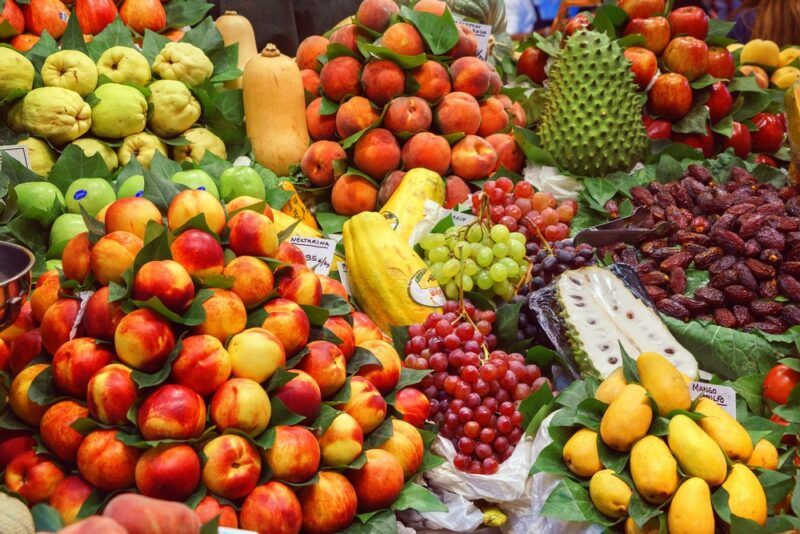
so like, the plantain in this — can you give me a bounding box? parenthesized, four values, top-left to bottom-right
(379, 168, 445, 245)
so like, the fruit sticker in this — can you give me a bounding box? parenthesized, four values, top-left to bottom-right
(383, 211, 400, 230)
(408, 268, 445, 308)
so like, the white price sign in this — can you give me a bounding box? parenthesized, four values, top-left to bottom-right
(338, 262, 352, 295)
(289, 236, 337, 276)
(459, 21, 492, 61)
(690, 381, 737, 419)
(0, 144, 31, 169)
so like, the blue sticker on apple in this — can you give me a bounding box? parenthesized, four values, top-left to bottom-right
(73, 190, 88, 200)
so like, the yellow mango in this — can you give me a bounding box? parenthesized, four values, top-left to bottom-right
(694, 398, 753, 461)
(667, 414, 727, 486)
(600, 384, 652, 452)
(747, 439, 778, 470)
(779, 47, 800, 68)
(741, 39, 781, 67)
(595, 367, 626, 404)
(630, 436, 679, 504)
(668, 478, 715, 534)
(636, 352, 691, 416)
(728, 43, 744, 53)
(771, 66, 800, 89)
(562, 428, 604, 477)
(589, 469, 632, 518)
(624, 517, 658, 534)
(722, 464, 768, 526)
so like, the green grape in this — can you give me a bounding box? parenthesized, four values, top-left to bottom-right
(470, 242, 483, 257)
(435, 272, 452, 286)
(462, 258, 479, 276)
(508, 240, 526, 261)
(428, 262, 443, 278)
(508, 232, 526, 244)
(428, 246, 450, 263)
(460, 274, 474, 292)
(453, 240, 471, 259)
(442, 258, 461, 277)
(492, 242, 508, 259)
(499, 257, 519, 278)
(466, 225, 484, 243)
(445, 235, 458, 249)
(518, 259, 530, 272)
(445, 280, 459, 299)
(493, 280, 515, 301)
(490, 224, 510, 243)
(476, 270, 493, 290)
(476, 246, 494, 267)
(481, 237, 493, 247)
(419, 233, 440, 251)
(489, 263, 508, 282)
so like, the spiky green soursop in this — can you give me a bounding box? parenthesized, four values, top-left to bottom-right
(556, 266, 698, 379)
(537, 30, 648, 177)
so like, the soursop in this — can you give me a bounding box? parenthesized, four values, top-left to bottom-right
(556, 266, 698, 379)
(537, 30, 648, 177)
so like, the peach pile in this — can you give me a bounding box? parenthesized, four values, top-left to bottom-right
(298, 0, 529, 216)
(0, 189, 438, 533)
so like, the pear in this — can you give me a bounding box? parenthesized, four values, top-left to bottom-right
(96, 46, 151, 86)
(0, 47, 34, 100)
(42, 50, 98, 97)
(90, 83, 147, 139)
(16, 87, 91, 145)
(71, 138, 119, 171)
(118, 132, 167, 168)
(153, 42, 214, 86)
(18, 136, 56, 176)
(173, 127, 227, 164)
(147, 79, 201, 138)
(119, 0, 165, 35)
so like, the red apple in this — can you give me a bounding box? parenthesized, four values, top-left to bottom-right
(74, 0, 117, 35)
(646, 118, 672, 140)
(707, 46, 735, 79)
(663, 36, 708, 81)
(707, 82, 733, 124)
(23, 0, 69, 39)
(721, 121, 752, 158)
(0, 0, 24, 35)
(516, 46, 548, 85)
(751, 112, 786, 153)
(673, 125, 715, 158)
(618, 0, 666, 19)
(623, 17, 670, 55)
(648, 73, 693, 120)
(564, 12, 591, 36)
(668, 6, 708, 40)
(623, 46, 658, 90)
(0, 430, 35, 470)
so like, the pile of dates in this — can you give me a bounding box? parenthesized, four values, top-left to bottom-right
(601, 164, 800, 334)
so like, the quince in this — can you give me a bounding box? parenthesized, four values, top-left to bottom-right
(0, 47, 34, 100)
(18, 137, 56, 176)
(71, 137, 119, 171)
(173, 127, 227, 164)
(90, 83, 147, 139)
(117, 132, 168, 168)
(147, 79, 201, 138)
(153, 42, 214, 86)
(42, 50, 98, 97)
(96, 46, 151, 86)
(14, 87, 91, 145)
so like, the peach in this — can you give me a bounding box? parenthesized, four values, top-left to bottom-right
(0, 430, 35, 471)
(40, 298, 83, 355)
(435, 91, 481, 135)
(132, 260, 195, 313)
(96, 204, 109, 224)
(347, 448, 404, 512)
(509, 101, 527, 127)
(383, 96, 432, 136)
(274, 241, 308, 266)
(194, 496, 238, 528)
(329, 24, 361, 54)
(357, 339, 401, 393)
(353, 128, 401, 179)
(318, 275, 349, 300)
(450, 56, 491, 98)
(223, 256, 275, 308)
(90, 230, 143, 285)
(320, 56, 362, 102)
(30, 270, 60, 322)
(227, 327, 286, 383)
(49, 475, 93, 525)
(202, 434, 262, 500)
(240, 482, 303, 534)
(379, 419, 424, 478)
(60, 517, 127, 534)
(135, 444, 201, 501)
(301, 140, 347, 187)
(336, 96, 379, 139)
(324, 316, 355, 360)
(192, 289, 247, 342)
(227, 195, 274, 220)
(104, 197, 162, 239)
(9, 328, 42, 376)
(5, 450, 65, 504)
(332, 173, 379, 215)
(402, 133, 451, 175)
(448, 23, 478, 58)
(39, 400, 88, 463)
(114, 308, 176, 372)
(410, 61, 451, 103)
(478, 97, 509, 137)
(381, 22, 424, 56)
(261, 298, 310, 355)
(306, 97, 338, 140)
(393, 387, 430, 428)
(298, 471, 358, 534)
(138, 384, 206, 441)
(414, 0, 446, 14)
(357, 0, 399, 32)
(52, 337, 114, 398)
(444, 175, 471, 209)
(318, 412, 363, 466)
(170, 335, 230, 396)
(361, 59, 405, 105)
(61, 233, 91, 283)
(227, 210, 279, 258)
(82, 287, 125, 341)
(76, 430, 141, 491)
(9, 364, 49, 425)
(0, 339, 8, 371)
(298, 340, 347, 397)
(378, 170, 406, 206)
(740, 65, 769, 89)
(296, 35, 329, 72)
(339, 375, 387, 433)
(487, 68, 502, 94)
(167, 189, 226, 235)
(265, 426, 320, 483)
(211, 378, 271, 436)
(486, 133, 524, 173)
(277, 265, 323, 306)
(351, 311, 383, 345)
(301, 68, 321, 100)
(169, 229, 225, 278)
(0, 301, 34, 344)
(273, 370, 322, 424)
(451, 134, 498, 181)
(102, 494, 201, 534)
(86, 363, 138, 426)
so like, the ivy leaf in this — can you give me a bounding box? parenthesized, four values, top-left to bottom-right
(300, 304, 330, 325)
(80, 204, 106, 245)
(165, 0, 213, 29)
(1, 150, 41, 186)
(143, 156, 185, 211)
(141, 29, 171, 64)
(311, 404, 339, 432)
(621, 342, 640, 383)
(60, 11, 88, 54)
(346, 346, 382, 374)
(494, 299, 524, 350)
(627, 494, 662, 530)
(316, 212, 349, 235)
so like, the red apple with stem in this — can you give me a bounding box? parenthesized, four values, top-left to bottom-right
(623, 17, 671, 55)
(648, 73, 693, 120)
(668, 6, 709, 40)
(663, 36, 709, 81)
(707, 82, 733, 124)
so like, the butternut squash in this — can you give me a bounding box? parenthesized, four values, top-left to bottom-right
(215, 10, 258, 89)
(244, 44, 310, 177)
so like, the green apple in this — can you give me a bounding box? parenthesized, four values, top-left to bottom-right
(49, 213, 88, 258)
(65, 178, 116, 216)
(219, 166, 266, 202)
(171, 169, 220, 198)
(14, 181, 65, 226)
(117, 174, 145, 198)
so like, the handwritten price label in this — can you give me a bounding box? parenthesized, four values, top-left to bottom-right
(289, 237, 337, 276)
(690, 381, 737, 419)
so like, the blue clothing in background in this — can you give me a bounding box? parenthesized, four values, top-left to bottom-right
(730, 7, 755, 43)
(506, 0, 538, 34)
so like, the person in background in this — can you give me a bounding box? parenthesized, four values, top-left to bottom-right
(730, 0, 800, 47)
(704, 0, 740, 19)
(505, 0, 537, 39)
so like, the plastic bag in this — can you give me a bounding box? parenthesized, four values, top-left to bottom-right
(523, 163, 583, 202)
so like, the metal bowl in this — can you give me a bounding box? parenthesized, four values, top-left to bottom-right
(0, 241, 35, 331)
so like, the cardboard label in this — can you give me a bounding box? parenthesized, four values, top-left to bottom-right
(0, 144, 31, 169)
(337, 262, 352, 295)
(459, 21, 492, 61)
(690, 381, 737, 419)
(289, 236, 336, 275)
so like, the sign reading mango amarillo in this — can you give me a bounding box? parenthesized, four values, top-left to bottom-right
(689, 381, 737, 419)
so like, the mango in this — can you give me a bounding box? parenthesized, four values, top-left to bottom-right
(595, 367, 626, 404)
(562, 428, 604, 477)
(747, 439, 778, 470)
(589, 469, 632, 519)
(740, 39, 780, 68)
(624, 517, 659, 534)
(779, 47, 800, 68)
(668, 478, 715, 534)
(636, 352, 691, 416)
(771, 67, 800, 90)
(723, 464, 767, 526)
(694, 398, 753, 462)
(630, 436, 678, 504)
(667, 414, 727, 486)
(599, 384, 652, 452)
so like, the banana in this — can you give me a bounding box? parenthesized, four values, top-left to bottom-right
(380, 168, 445, 245)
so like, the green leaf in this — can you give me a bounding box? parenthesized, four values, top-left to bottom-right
(712, 486, 731, 523)
(364, 417, 394, 449)
(627, 494, 662, 530)
(727, 75, 767, 94)
(530, 442, 573, 478)
(540, 478, 617, 526)
(199, 516, 219, 534)
(392, 368, 431, 391)
(343, 510, 397, 534)
(621, 342, 640, 383)
(513, 126, 557, 167)
(555, 379, 595, 410)
(617, 33, 645, 48)
(591, 4, 627, 38)
(28, 365, 62, 405)
(389, 325, 409, 361)
(756, 469, 794, 509)
(312, 404, 340, 432)
(597, 437, 628, 473)
(49, 145, 112, 193)
(133, 220, 171, 271)
(733, 91, 772, 122)
(166, 0, 213, 29)
(60, 10, 88, 54)
(141, 29, 171, 64)
(692, 73, 726, 89)
(1, 151, 42, 186)
(706, 18, 736, 46)
(269, 396, 305, 426)
(519, 381, 554, 432)
(356, 41, 426, 69)
(316, 212, 350, 235)
(684, 269, 710, 295)
(391, 482, 447, 513)
(671, 101, 711, 135)
(25, 31, 59, 84)
(131, 336, 184, 388)
(31, 503, 64, 532)
(300, 304, 330, 325)
(399, 5, 458, 56)
(191, 83, 246, 149)
(320, 294, 350, 316)
(347, 346, 382, 375)
(143, 159, 184, 211)
(495, 299, 524, 350)
(319, 96, 339, 116)
(574, 397, 607, 432)
(265, 187, 294, 211)
(87, 18, 136, 62)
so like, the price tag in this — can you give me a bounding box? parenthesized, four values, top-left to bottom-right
(690, 381, 737, 419)
(220, 528, 257, 534)
(289, 236, 336, 276)
(0, 144, 31, 169)
(450, 210, 477, 227)
(459, 21, 492, 61)
(338, 262, 353, 295)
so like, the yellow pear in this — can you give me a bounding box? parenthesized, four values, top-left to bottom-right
(636, 352, 691, 416)
(694, 398, 753, 461)
(562, 428, 604, 477)
(668, 478, 715, 534)
(630, 436, 679, 504)
(667, 414, 727, 486)
(600, 384, 652, 452)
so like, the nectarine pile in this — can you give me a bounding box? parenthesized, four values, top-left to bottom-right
(298, 0, 529, 216)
